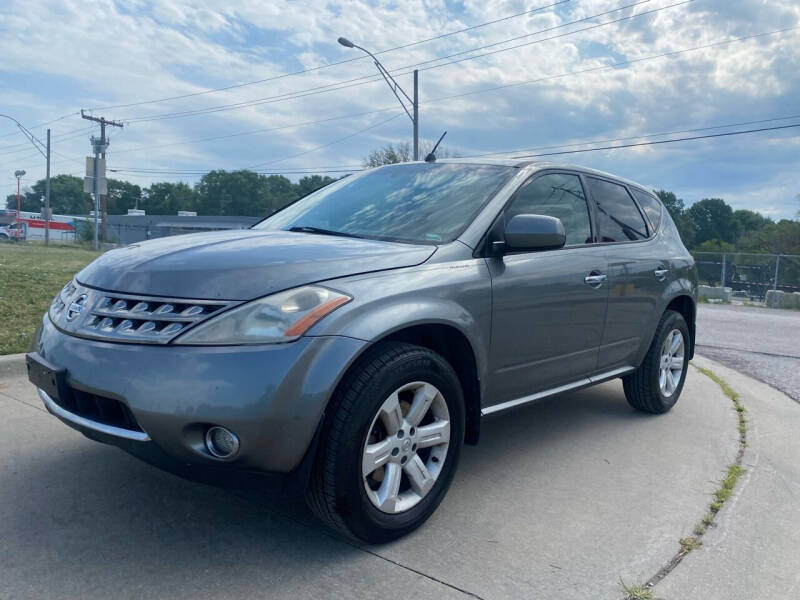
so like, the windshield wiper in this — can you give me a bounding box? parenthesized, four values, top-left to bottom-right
(287, 226, 362, 239)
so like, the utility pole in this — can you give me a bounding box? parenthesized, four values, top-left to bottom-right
(45, 129, 51, 245)
(413, 70, 419, 161)
(81, 111, 123, 250)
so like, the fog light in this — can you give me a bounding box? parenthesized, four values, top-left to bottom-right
(205, 426, 240, 459)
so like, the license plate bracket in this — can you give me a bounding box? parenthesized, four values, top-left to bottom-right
(26, 352, 68, 403)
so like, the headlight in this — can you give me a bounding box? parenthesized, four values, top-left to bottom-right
(174, 285, 352, 345)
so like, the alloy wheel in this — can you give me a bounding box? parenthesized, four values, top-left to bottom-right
(362, 381, 450, 514)
(658, 328, 685, 397)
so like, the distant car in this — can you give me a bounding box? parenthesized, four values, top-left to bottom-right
(28, 159, 697, 542)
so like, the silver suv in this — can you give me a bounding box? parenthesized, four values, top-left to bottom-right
(28, 159, 697, 542)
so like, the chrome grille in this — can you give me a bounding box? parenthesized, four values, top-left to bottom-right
(50, 281, 234, 344)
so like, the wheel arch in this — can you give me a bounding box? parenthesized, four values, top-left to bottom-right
(376, 323, 482, 446)
(664, 294, 696, 359)
(321, 321, 483, 447)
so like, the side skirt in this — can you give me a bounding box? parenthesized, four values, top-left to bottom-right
(480, 365, 635, 416)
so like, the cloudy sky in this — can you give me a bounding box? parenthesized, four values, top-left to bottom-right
(1, 0, 798, 217)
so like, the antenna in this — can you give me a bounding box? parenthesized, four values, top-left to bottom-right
(424, 131, 447, 162)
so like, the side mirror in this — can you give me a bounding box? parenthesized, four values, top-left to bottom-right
(503, 214, 566, 252)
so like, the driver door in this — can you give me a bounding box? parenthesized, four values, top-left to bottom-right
(485, 171, 609, 407)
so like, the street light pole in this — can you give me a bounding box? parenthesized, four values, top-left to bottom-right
(1, 114, 50, 244)
(45, 129, 51, 245)
(337, 37, 419, 160)
(14, 169, 26, 242)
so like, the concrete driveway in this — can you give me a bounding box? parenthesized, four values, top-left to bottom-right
(1, 354, 797, 599)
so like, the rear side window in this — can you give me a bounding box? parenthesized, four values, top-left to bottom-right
(586, 177, 648, 242)
(630, 188, 663, 234)
(506, 173, 592, 246)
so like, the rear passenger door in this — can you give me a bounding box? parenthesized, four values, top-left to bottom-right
(585, 177, 669, 371)
(486, 172, 609, 405)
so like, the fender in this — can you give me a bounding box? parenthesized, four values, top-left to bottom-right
(633, 270, 697, 367)
(310, 260, 493, 388)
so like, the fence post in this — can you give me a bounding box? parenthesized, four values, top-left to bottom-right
(773, 254, 780, 291)
(721, 253, 727, 287)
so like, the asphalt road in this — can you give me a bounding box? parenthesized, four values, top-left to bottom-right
(696, 304, 800, 401)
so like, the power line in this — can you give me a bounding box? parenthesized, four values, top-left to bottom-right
(86, 0, 574, 112)
(109, 112, 403, 176)
(0, 126, 95, 156)
(416, 0, 683, 71)
(106, 117, 800, 177)
(0, 112, 82, 139)
(469, 114, 800, 157)
(394, 0, 660, 72)
(121, 0, 677, 123)
(111, 107, 401, 155)
(109, 167, 363, 175)
(248, 112, 403, 169)
(510, 123, 800, 158)
(417, 26, 799, 107)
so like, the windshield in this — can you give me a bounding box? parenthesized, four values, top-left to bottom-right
(254, 162, 515, 244)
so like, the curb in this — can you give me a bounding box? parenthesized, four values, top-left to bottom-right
(0, 353, 27, 380)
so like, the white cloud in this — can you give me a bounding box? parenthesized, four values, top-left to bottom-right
(0, 0, 797, 216)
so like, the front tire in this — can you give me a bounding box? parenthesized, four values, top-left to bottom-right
(307, 342, 464, 543)
(623, 309, 690, 414)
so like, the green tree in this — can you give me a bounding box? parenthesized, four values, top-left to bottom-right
(195, 170, 296, 216)
(686, 198, 741, 246)
(655, 190, 685, 221)
(363, 140, 457, 167)
(294, 175, 337, 198)
(732, 209, 770, 235)
(106, 179, 142, 214)
(737, 219, 800, 255)
(364, 143, 411, 167)
(262, 174, 298, 213)
(656, 189, 695, 248)
(142, 182, 196, 214)
(5, 174, 92, 214)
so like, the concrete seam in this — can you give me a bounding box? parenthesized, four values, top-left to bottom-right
(231, 490, 487, 600)
(620, 362, 749, 600)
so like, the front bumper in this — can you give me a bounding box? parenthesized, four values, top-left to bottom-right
(33, 315, 367, 481)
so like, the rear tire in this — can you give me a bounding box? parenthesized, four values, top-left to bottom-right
(623, 309, 689, 414)
(307, 342, 464, 543)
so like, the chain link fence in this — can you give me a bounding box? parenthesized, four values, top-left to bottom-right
(692, 252, 800, 301)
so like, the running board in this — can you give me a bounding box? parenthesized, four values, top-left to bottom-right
(480, 365, 635, 416)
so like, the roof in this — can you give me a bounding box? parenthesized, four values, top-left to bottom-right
(431, 158, 653, 192)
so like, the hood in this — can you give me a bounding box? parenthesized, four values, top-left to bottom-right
(76, 229, 436, 300)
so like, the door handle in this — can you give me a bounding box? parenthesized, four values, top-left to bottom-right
(654, 268, 669, 281)
(584, 274, 607, 286)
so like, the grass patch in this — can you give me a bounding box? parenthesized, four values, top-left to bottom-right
(619, 578, 654, 600)
(0, 243, 99, 355)
(693, 366, 742, 408)
(679, 537, 702, 553)
(681, 366, 748, 561)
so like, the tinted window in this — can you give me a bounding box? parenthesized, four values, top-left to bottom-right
(586, 178, 648, 242)
(256, 163, 514, 244)
(506, 173, 592, 246)
(631, 188, 662, 234)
